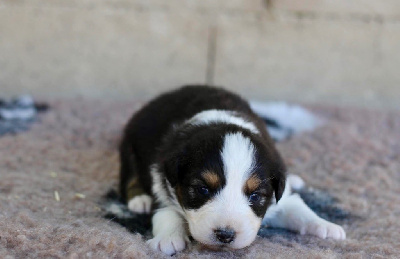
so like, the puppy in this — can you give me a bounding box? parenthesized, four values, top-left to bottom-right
(119, 85, 345, 255)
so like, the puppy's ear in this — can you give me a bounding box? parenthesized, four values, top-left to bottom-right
(272, 172, 286, 202)
(272, 159, 287, 203)
(163, 146, 187, 187)
(163, 156, 180, 187)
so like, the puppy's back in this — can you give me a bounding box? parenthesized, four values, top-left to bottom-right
(124, 85, 255, 159)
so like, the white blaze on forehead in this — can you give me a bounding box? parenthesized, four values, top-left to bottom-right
(186, 110, 259, 134)
(221, 132, 256, 183)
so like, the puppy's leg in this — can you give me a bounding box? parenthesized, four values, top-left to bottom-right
(119, 141, 152, 214)
(147, 207, 189, 255)
(126, 179, 152, 214)
(263, 175, 346, 240)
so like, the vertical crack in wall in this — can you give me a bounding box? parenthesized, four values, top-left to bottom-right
(205, 25, 218, 85)
(264, 0, 273, 10)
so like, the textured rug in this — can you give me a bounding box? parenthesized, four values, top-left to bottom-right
(1, 99, 399, 258)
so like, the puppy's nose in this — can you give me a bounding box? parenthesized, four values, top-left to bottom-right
(214, 228, 236, 243)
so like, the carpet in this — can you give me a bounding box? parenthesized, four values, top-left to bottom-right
(1, 99, 399, 258)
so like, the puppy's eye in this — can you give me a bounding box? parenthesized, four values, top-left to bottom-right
(249, 193, 261, 203)
(197, 186, 210, 196)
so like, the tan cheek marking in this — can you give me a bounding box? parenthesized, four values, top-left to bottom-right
(202, 171, 221, 189)
(245, 175, 262, 193)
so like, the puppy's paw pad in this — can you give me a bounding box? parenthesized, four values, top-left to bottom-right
(302, 221, 346, 240)
(287, 174, 305, 190)
(127, 194, 152, 214)
(147, 233, 187, 255)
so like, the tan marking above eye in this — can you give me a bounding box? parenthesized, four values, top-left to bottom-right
(245, 175, 262, 193)
(202, 171, 220, 188)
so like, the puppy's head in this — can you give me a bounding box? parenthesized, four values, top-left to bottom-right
(162, 126, 286, 249)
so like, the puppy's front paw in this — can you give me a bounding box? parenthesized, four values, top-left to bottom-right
(147, 232, 188, 256)
(300, 220, 346, 240)
(127, 194, 152, 214)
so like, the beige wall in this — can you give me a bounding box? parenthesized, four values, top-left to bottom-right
(1, 0, 399, 110)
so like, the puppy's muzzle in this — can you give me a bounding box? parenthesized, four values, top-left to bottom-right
(214, 228, 236, 243)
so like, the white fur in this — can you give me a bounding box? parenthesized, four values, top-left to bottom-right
(186, 109, 259, 134)
(184, 133, 261, 249)
(147, 207, 189, 256)
(221, 133, 256, 178)
(263, 175, 346, 240)
(150, 164, 184, 215)
(127, 194, 152, 214)
(148, 165, 188, 255)
(150, 164, 172, 207)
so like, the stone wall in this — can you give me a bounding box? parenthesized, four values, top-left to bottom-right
(1, 0, 399, 109)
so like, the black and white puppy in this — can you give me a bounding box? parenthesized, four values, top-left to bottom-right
(119, 85, 345, 255)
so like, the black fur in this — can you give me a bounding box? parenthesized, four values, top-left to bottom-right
(119, 85, 286, 217)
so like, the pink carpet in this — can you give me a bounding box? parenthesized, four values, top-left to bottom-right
(1, 99, 399, 258)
